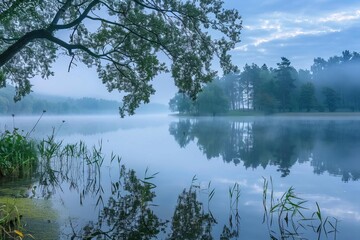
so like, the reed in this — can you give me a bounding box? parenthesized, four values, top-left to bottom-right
(262, 177, 338, 240)
(0, 201, 33, 240)
(0, 129, 38, 178)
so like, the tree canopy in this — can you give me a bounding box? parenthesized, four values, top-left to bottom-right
(0, 0, 242, 116)
(169, 51, 360, 115)
(169, 80, 229, 116)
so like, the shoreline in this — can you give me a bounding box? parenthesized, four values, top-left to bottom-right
(170, 111, 360, 118)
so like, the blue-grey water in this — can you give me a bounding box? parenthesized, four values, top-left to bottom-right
(1, 114, 360, 239)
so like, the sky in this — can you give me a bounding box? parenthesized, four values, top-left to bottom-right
(32, 0, 360, 105)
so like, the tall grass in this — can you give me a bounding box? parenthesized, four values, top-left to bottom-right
(0, 201, 32, 240)
(0, 112, 47, 179)
(0, 129, 38, 178)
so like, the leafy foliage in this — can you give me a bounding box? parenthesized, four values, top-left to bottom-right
(0, 129, 38, 178)
(322, 87, 339, 112)
(169, 93, 194, 114)
(299, 82, 316, 112)
(275, 57, 297, 111)
(0, 0, 242, 116)
(197, 81, 229, 116)
(169, 80, 230, 115)
(170, 50, 360, 114)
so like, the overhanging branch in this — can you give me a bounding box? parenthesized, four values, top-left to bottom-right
(0, 28, 104, 68)
(0, 29, 46, 67)
(50, 0, 100, 31)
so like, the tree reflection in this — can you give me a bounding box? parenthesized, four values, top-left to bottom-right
(75, 174, 240, 240)
(271, 127, 297, 177)
(168, 188, 214, 240)
(169, 118, 360, 181)
(312, 121, 360, 182)
(168, 120, 193, 148)
(73, 166, 167, 240)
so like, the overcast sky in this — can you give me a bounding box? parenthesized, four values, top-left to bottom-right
(32, 0, 360, 104)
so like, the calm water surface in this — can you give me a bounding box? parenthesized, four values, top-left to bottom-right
(1, 114, 360, 239)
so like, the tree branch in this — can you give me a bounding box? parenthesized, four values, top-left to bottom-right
(0, 28, 101, 68)
(47, 0, 72, 30)
(43, 32, 102, 58)
(85, 15, 174, 59)
(50, 0, 100, 31)
(0, 29, 46, 67)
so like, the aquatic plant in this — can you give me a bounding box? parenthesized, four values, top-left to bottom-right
(262, 177, 338, 240)
(0, 112, 49, 179)
(223, 182, 241, 239)
(0, 129, 38, 178)
(36, 135, 106, 203)
(0, 201, 32, 240)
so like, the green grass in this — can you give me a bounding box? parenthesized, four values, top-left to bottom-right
(0, 201, 27, 240)
(0, 129, 38, 179)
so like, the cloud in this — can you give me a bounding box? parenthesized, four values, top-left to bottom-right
(253, 28, 340, 47)
(319, 10, 360, 23)
(299, 193, 360, 222)
(323, 207, 360, 222)
(234, 8, 360, 52)
(214, 177, 248, 187)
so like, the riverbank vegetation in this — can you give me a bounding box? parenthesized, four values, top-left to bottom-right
(170, 50, 360, 116)
(0, 129, 37, 178)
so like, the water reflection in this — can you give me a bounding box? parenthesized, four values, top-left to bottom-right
(71, 167, 168, 240)
(74, 172, 240, 240)
(2, 115, 360, 239)
(169, 118, 360, 181)
(0, 123, 344, 239)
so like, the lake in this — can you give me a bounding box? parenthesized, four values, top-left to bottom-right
(1, 114, 360, 239)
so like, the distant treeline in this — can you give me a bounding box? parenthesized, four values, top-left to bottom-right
(169, 50, 360, 115)
(0, 86, 120, 115)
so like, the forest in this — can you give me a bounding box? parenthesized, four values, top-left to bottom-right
(169, 50, 360, 115)
(0, 85, 120, 114)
